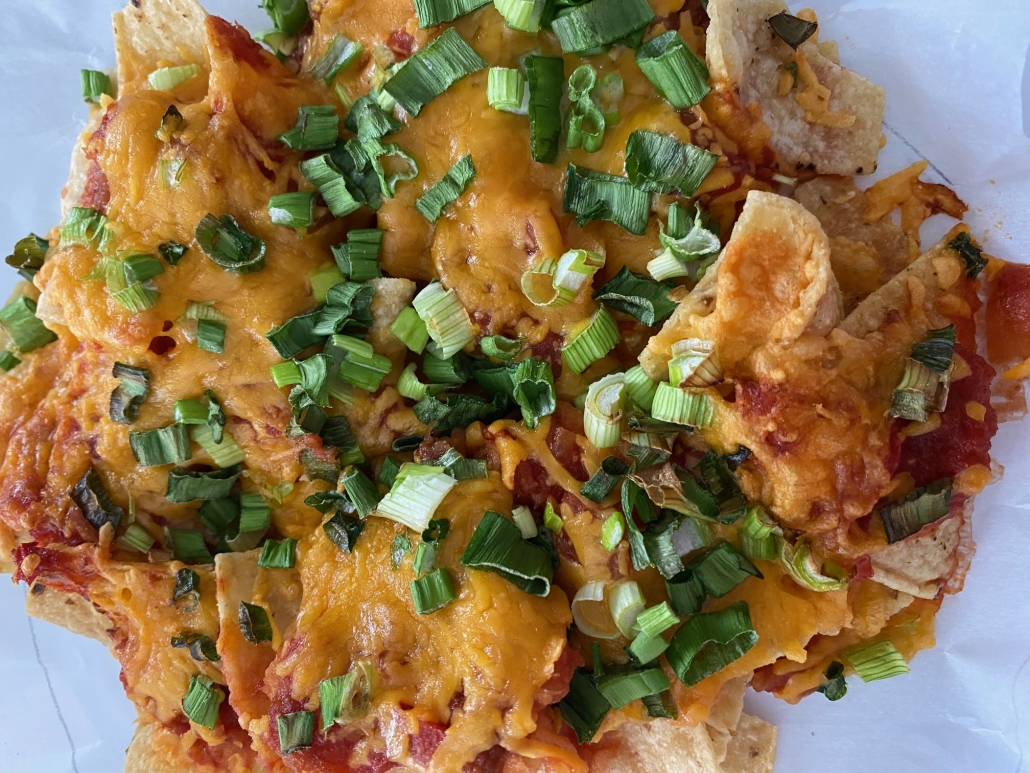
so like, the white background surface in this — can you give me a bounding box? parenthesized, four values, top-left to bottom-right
(1, 1, 1029, 771)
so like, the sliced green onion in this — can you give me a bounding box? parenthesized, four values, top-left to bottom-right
(195, 214, 266, 274)
(413, 540, 439, 575)
(174, 398, 208, 425)
(608, 579, 646, 638)
(319, 662, 373, 730)
(563, 164, 650, 236)
(581, 456, 629, 502)
(669, 339, 722, 388)
(525, 55, 564, 163)
(559, 670, 610, 744)
(129, 423, 192, 467)
(268, 191, 315, 230)
(412, 282, 475, 359)
(817, 661, 848, 701)
(310, 35, 363, 84)
(191, 423, 246, 468)
(740, 504, 780, 561)
(584, 373, 626, 449)
(595, 666, 669, 709)
(595, 72, 624, 125)
(266, 308, 326, 359)
(666, 601, 757, 686)
(238, 601, 273, 644)
(6, 234, 48, 279)
(61, 207, 109, 248)
(566, 67, 606, 153)
(651, 383, 714, 428)
(948, 232, 987, 278)
(195, 319, 226, 354)
(422, 350, 468, 386)
(165, 527, 213, 564)
(768, 11, 818, 49)
(383, 28, 486, 117)
(666, 541, 762, 616)
(257, 538, 296, 569)
(600, 511, 625, 551)
(635, 30, 710, 109)
(260, 0, 309, 34)
(171, 632, 221, 662)
(550, 0, 655, 54)
(255, 28, 297, 60)
(487, 67, 527, 113)
(780, 539, 847, 592)
(81, 69, 113, 104)
(398, 363, 442, 401)
(344, 95, 400, 141)
(332, 229, 383, 281)
(173, 568, 201, 605)
(562, 307, 619, 375)
(349, 138, 419, 198)
(878, 479, 952, 544)
(627, 632, 670, 665)
(338, 348, 392, 393)
(414, 392, 508, 432)
(521, 249, 605, 308)
(317, 283, 375, 335)
(480, 335, 522, 360)
(625, 130, 718, 195)
(416, 155, 476, 222)
(512, 505, 538, 539)
(460, 510, 553, 596)
(116, 522, 156, 553)
(166, 465, 242, 502)
(341, 467, 381, 518)
(309, 264, 344, 304)
(624, 365, 658, 412)
(377, 470, 457, 531)
(148, 64, 201, 91)
(651, 203, 721, 281)
(414, 0, 490, 27)
(239, 493, 271, 531)
(635, 601, 679, 638)
(111, 283, 160, 313)
(110, 363, 151, 424)
(889, 359, 944, 423)
(199, 497, 238, 536)
(844, 640, 909, 682)
(543, 501, 563, 533)
(511, 357, 555, 428)
(911, 325, 956, 374)
(120, 253, 163, 283)
(571, 581, 619, 639)
(182, 675, 224, 729)
(494, 0, 547, 33)
(391, 307, 430, 354)
(438, 447, 488, 481)
(300, 153, 362, 217)
(411, 567, 458, 614)
(277, 710, 315, 754)
(323, 510, 365, 554)
(0, 296, 57, 353)
(594, 267, 677, 328)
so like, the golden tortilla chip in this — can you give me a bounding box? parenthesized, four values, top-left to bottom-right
(870, 515, 962, 599)
(706, 0, 885, 176)
(719, 714, 778, 773)
(113, 0, 209, 94)
(25, 584, 112, 645)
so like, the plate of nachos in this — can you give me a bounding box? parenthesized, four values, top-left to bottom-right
(2, 0, 1030, 771)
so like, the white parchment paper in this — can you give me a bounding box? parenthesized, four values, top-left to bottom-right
(0, 1, 1028, 771)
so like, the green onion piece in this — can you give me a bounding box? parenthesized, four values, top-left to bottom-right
(543, 501, 563, 533)
(551, 0, 655, 53)
(416, 155, 477, 222)
(460, 510, 554, 596)
(948, 232, 987, 278)
(414, 0, 490, 27)
(305, 490, 351, 515)
(129, 423, 192, 467)
(81, 69, 113, 104)
(70, 467, 124, 531)
(635, 601, 679, 638)
(383, 28, 486, 116)
(299, 154, 362, 217)
(310, 264, 345, 303)
(844, 640, 909, 682)
(345, 95, 401, 141)
(6, 234, 48, 279)
(338, 349, 392, 393)
(675, 541, 761, 610)
(173, 568, 201, 605)
(332, 229, 383, 281)
(277, 710, 315, 754)
(780, 539, 847, 592)
(171, 632, 221, 662)
(268, 192, 315, 230)
(596, 267, 678, 329)
(412, 282, 475, 359)
(625, 130, 718, 195)
(878, 479, 952, 544)
(438, 447, 488, 481)
(377, 458, 402, 490)
(266, 308, 326, 359)
(310, 35, 364, 84)
(767, 11, 818, 49)
(111, 283, 160, 313)
(512, 505, 538, 539)
(566, 66, 606, 153)
(319, 662, 373, 730)
(584, 373, 626, 449)
(195, 319, 226, 354)
(257, 538, 296, 569)
(411, 567, 458, 614)
(166, 465, 242, 503)
(911, 325, 956, 374)
(595, 72, 624, 125)
(511, 358, 555, 429)
(414, 392, 509, 432)
(199, 497, 238, 536)
(398, 363, 442, 400)
(487, 67, 527, 113)
(600, 511, 625, 551)
(255, 28, 298, 60)
(651, 383, 715, 428)
(377, 470, 457, 531)
(666, 601, 757, 686)
(562, 307, 619, 375)
(324, 511, 366, 553)
(182, 675, 224, 729)
(190, 423, 245, 468)
(559, 670, 610, 744)
(260, 0, 309, 35)
(525, 55, 564, 164)
(165, 527, 214, 564)
(0, 296, 57, 353)
(413, 540, 439, 576)
(148, 63, 201, 91)
(595, 666, 670, 710)
(817, 661, 848, 701)
(390, 307, 430, 354)
(635, 30, 710, 109)
(109, 363, 150, 425)
(423, 351, 469, 385)
(493, 0, 547, 33)
(563, 164, 650, 236)
(238, 601, 273, 644)
(316, 283, 375, 336)
(521, 248, 605, 308)
(669, 339, 723, 389)
(195, 214, 266, 274)
(115, 522, 156, 553)
(740, 504, 780, 561)
(61, 207, 109, 248)
(239, 493, 271, 532)
(173, 398, 207, 425)
(652, 203, 720, 281)
(341, 467, 382, 518)
(627, 632, 670, 665)
(480, 335, 522, 361)
(120, 253, 164, 283)
(607, 579, 646, 638)
(889, 359, 943, 423)
(624, 366, 658, 413)
(581, 456, 629, 502)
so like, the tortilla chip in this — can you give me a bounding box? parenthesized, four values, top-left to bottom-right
(125, 717, 265, 773)
(368, 277, 417, 372)
(719, 714, 778, 773)
(870, 515, 962, 598)
(25, 584, 112, 645)
(113, 0, 209, 93)
(706, 0, 885, 176)
(704, 677, 747, 762)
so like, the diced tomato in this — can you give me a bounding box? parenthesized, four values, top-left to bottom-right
(14, 543, 96, 591)
(387, 30, 414, 60)
(986, 262, 1030, 363)
(409, 721, 448, 766)
(897, 343, 998, 486)
(535, 645, 584, 709)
